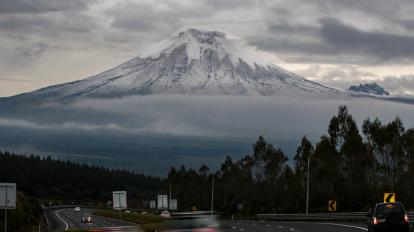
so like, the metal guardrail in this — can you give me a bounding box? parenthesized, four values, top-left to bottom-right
(257, 212, 414, 222)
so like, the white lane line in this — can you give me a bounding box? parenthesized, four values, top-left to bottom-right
(317, 222, 368, 231)
(54, 209, 69, 231)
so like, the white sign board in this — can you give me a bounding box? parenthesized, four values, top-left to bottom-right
(0, 183, 16, 209)
(157, 195, 168, 209)
(113, 191, 127, 210)
(149, 200, 156, 209)
(169, 199, 178, 211)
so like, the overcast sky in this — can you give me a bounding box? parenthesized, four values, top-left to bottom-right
(1, 0, 414, 97)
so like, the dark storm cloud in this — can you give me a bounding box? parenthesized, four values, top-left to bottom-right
(0, 0, 94, 14)
(0, 13, 96, 34)
(320, 18, 414, 61)
(395, 19, 414, 31)
(251, 17, 414, 64)
(19, 42, 49, 60)
(107, 3, 180, 33)
(251, 23, 328, 54)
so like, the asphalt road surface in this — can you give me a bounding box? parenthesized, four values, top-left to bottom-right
(46, 208, 371, 232)
(221, 221, 368, 232)
(46, 207, 138, 231)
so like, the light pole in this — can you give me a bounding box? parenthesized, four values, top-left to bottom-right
(210, 176, 214, 215)
(305, 155, 310, 215)
(169, 184, 172, 211)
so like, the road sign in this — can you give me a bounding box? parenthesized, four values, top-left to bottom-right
(157, 195, 168, 209)
(112, 191, 127, 210)
(169, 199, 178, 211)
(1, 183, 16, 232)
(384, 193, 396, 203)
(328, 200, 336, 212)
(150, 200, 156, 209)
(0, 183, 16, 209)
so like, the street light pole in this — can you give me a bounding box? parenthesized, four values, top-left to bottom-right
(210, 176, 214, 215)
(169, 184, 172, 210)
(305, 155, 310, 215)
(4, 209, 7, 232)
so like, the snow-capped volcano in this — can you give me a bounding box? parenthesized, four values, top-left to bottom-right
(10, 29, 338, 100)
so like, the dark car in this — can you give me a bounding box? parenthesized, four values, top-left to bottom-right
(367, 202, 410, 232)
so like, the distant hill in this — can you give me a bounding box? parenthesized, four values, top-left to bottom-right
(349, 83, 390, 96)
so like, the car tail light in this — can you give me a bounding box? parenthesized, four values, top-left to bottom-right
(373, 217, 378, 225)
(405, 214, 409, 223)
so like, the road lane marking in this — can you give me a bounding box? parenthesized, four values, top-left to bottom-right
(54, 209, 69, 231)
(317, 222, 368, 231)
(256, 221, 367, 231)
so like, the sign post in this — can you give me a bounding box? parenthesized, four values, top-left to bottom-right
(169, 199, 178, 211)
(113, 191, 127, 219)
(149, 200, 156, 209)
(0, 183, 16, 232)
(384, 193, 396, 203)
(157, 195, 168, 210)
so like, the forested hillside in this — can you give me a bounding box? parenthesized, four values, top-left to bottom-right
(0, 152, 164, 206)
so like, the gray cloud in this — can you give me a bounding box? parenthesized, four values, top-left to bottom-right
(252, 17, 414, 64)
(320, 18, 414, 61)
(3, 94, 414, 174)
(0, 0, 94, 14)
(295, 64, 414, 95)
(379, 75, 414, 95)
(19, 42, 49, 60)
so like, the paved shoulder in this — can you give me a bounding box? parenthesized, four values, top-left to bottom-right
(222, 221, 367, 232)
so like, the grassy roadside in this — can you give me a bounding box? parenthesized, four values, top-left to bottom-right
(94, 210, 166, 232)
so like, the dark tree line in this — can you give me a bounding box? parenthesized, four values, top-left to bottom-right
(167, 106, 414, 214)
(2, 104, 414, 224)
(0, 152, 164, 206)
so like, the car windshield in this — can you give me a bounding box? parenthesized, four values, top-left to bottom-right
(375, 204, 404, 217)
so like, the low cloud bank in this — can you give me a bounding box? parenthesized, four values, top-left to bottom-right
(1, 94, 414, 175)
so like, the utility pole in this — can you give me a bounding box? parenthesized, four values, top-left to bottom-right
(169, 184, 172, 210)
(210, 176, 214, 215)
(4, 209, 7, 232)
(305, 155, 310, 215)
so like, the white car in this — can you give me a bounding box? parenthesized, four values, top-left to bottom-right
(81, 215, 92, 223)
(160, 210, 171, 218)
(74, 207, 81, 212)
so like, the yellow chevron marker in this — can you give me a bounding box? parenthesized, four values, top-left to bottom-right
(328, 200, 336, 212)
(384, 193, 396, 203)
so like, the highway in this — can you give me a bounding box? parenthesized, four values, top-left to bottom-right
(221, 221, 368, 232)
(45, 207, 372, 232)
(45, 207, 138, 231)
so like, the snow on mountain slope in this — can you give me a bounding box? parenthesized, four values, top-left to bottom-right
(10, 29, 339, 101)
